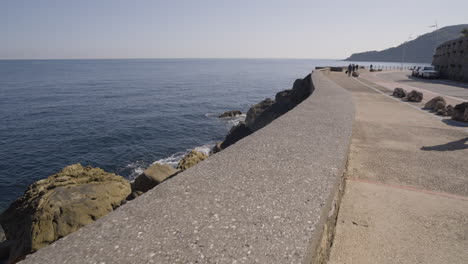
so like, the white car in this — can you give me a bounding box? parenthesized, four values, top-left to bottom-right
(419, 66, 440, 79)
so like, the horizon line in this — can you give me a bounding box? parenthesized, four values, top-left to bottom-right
(0, 57, 344, 61)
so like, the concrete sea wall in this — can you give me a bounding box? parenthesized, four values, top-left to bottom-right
(20, 70, 354, 264)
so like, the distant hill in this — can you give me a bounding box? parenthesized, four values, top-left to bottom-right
(345, 24, 468, 63)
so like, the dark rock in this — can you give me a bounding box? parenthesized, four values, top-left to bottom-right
(0, 240, 13, 261)
(445, 105, 454, 116)
(275, 89, 294, 106)
(407, 90, 423, 102)
(210, 142, 223, 155)
(424, 96, 446, 111)
(451, 102, 468, 122)
(290, 74, 313, 105)
(0, 225, 4, 243)
(177, 150, 208, 171)
(218, 110, 242, 118)
(220, 122, 253, 149)
(245, 98, 275, 131)
(393, 88, 408, 98)
(131, 163, 178, 195)
(0, 164, 131, 263)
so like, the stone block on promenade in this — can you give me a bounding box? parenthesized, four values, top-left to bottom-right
(393, 88, 408, 98)
(407, 90, 423, 102)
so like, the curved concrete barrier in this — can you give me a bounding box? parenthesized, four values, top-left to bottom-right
(21, 70, 354, 264)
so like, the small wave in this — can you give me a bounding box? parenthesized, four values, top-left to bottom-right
(194, 143, 216, 156)
(226, 114, 246, 126)
(154, 151, 186, 168)
(125, 161, 146, 182)
(154, 143, 216, 168)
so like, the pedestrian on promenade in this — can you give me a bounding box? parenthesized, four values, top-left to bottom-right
(347, 64, 352, 76)
(370, 64, 373, 71)
(356, 64, 359, 71)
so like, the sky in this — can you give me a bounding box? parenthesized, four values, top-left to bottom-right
(1, 0, 467, 60)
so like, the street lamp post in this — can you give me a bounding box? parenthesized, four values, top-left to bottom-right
(401, 36, 413, 70)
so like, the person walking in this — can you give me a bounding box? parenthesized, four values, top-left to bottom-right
(347, 64, 352, 77)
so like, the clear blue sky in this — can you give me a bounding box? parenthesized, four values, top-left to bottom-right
(1, 0, 467, 59)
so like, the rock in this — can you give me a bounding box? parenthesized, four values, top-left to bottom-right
(245, 98, 275, 130)
(131, 163, 178, 195)
(352, 71, 360, 77)
(275, 89, 294, 106)
(0, 225, 4, 243)
(218, 110, 242, 118)
(0, 164, 131, 263)
(177, 150, 208, 171)
(434, 101, 446, 112)
(445, 105, 454, 116)
(0, 240, 13, 261)
(407, 90, 423, 102)
(210, 142, 223, 155)
(393, 88, 408, 98)
(290, 74, 313, 105)
(424, 96, 446, 111)
(451, 102, 468, 122)
(220, 122, 252, 149)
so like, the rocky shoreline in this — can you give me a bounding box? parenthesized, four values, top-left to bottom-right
(0, 73, 313, 263)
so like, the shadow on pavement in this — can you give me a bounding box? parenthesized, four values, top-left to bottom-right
(421, 137, 468, 151)
(442, 119, 468, 127)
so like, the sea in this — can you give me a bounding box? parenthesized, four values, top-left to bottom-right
(0, 59, 428, 212)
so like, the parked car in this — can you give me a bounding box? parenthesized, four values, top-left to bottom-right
(419, 66, 440, 79)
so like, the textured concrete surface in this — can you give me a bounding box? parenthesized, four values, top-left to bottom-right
(327, 72, 468, 264)
(21, 70, 354, 264)
(329, 180, 468, 264)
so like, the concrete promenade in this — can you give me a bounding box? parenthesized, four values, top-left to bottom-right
(327, 71, 468, 264)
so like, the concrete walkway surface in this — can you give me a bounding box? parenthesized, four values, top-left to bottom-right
(326, 72, 468, 264)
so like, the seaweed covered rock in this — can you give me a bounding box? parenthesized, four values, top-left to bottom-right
(407, 90, 423, 102)
(218, 110, 242, 118)
(177, 150, 208, 171)
(393, 88, 408, 98)
(131, 163, 178, 195)
(0, 164, 131, 263)
(451, 102, 468, 122)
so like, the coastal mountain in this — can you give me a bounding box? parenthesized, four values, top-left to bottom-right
(345, 24, 468, 63)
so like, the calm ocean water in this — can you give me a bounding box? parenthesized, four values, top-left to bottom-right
(0, 59, 425, 212)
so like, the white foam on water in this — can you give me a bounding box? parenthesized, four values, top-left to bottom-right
(125, 161, 146, 182)
(226, 113, 246, 126)
(154, 152, 186, 168)
(194, 143, 216, 156)
(151, 142, 216, 169)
